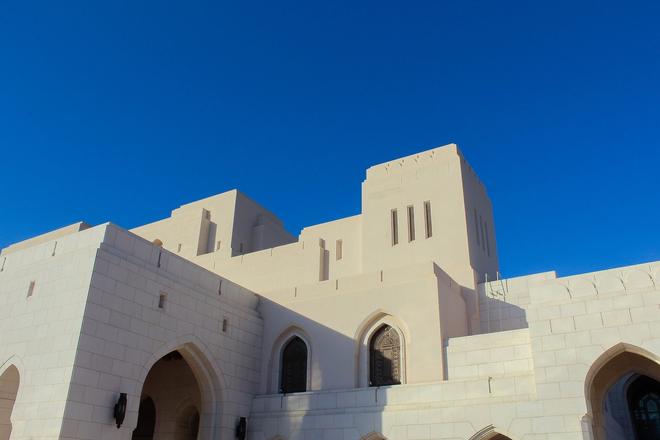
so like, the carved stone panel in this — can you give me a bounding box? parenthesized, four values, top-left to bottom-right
(369, 325, 401, 386)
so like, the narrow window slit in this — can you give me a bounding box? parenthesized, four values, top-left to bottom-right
(27, 281, 36, 298)
(485, 221, 491, 256)
(407, 205, 415, 242)
(391, 209, 399, 246)
(158, 293, 166, 309)
(473, 209, 481, 246)
(424, 201, 432, 238)
(480, 215, 486, 251)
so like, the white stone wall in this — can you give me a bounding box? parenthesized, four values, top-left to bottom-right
(248, 376, 534, 440)
(58, 224, 264, 440)
(446, 329, 532, 380)
(0, 226, 107, 440)
(525, 261, 660, 439)
(0, 223, 266, 440)
(249, 262, 660, 440)
(477, 272, 556, 334)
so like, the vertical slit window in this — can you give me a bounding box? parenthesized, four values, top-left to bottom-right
(27, 281, 35, 298)
(424, 201, 432, 238)
(473, 209, 481, 246)
(158, 293, 166, 309)
(485, 221, 491, 256)
(336, 239, 343, 260)
(407, 205, 415, 242)
(391, 209, 399, 246)
(480, 215, 486, 251)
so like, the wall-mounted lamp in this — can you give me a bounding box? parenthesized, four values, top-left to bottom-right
(114, 393, 127, 428)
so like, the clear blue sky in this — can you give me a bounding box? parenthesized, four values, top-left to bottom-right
(1, 1, 659, 278)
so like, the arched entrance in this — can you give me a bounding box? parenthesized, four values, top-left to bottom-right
(132, 397, 156, 440)
(469, 426, 513, 440)
(586, 344, 660, 440)
(0, 366, 19, 440)
(133, 351, 202, 440)
(0, 365, 19, 440)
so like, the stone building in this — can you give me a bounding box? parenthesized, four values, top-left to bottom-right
(0, 143, 658, 440)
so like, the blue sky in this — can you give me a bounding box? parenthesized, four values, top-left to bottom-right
(1, 1, 659, 278)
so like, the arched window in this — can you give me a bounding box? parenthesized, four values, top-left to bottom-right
(280, 336, 307, 393)
(628, 375, 660, 440)
(369, 324, 401, 386)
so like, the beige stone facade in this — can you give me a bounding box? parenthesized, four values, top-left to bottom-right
(0, 144, 658, 440)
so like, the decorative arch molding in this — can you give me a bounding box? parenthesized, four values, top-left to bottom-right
(360, 431, 387, 440)
(355, 311, 409, 388)
(132, 335, 226, 440)
(0, 355, 25, 379)
(583, 342, 660, 440)
(584, 342, 660, 408)
(468, 425, 514, 440)
(268, 326, 313, 393)
(0, 358, 22, 439)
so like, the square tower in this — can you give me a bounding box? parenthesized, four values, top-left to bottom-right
(361, 144, 498, 288)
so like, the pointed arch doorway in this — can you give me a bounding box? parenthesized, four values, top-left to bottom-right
(133, 349, 210, 440)
(0, 365, 20, 440)
(586, 344, 660, 440)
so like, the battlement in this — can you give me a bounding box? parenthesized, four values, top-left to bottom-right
(365, 143, 460, 179)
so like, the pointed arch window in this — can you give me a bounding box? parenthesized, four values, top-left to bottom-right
(369, 325, 401, 386)
(280, 336, 307, 393)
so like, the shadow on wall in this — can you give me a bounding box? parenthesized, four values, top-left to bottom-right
(250, 297, 514, 440)
(252, 298, 400, 439)
(477, 288, 528, 333)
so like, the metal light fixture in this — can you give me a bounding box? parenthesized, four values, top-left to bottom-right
(114, 393, 127, 428)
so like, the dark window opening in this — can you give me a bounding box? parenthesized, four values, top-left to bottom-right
(280, 336, 308, 393)
(424, 201, 432, 238)
(407, 205, 415, 242)
(628, 375, 660, 440)
(369, 325, 401, 387)
(391, 209, 399, 246)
